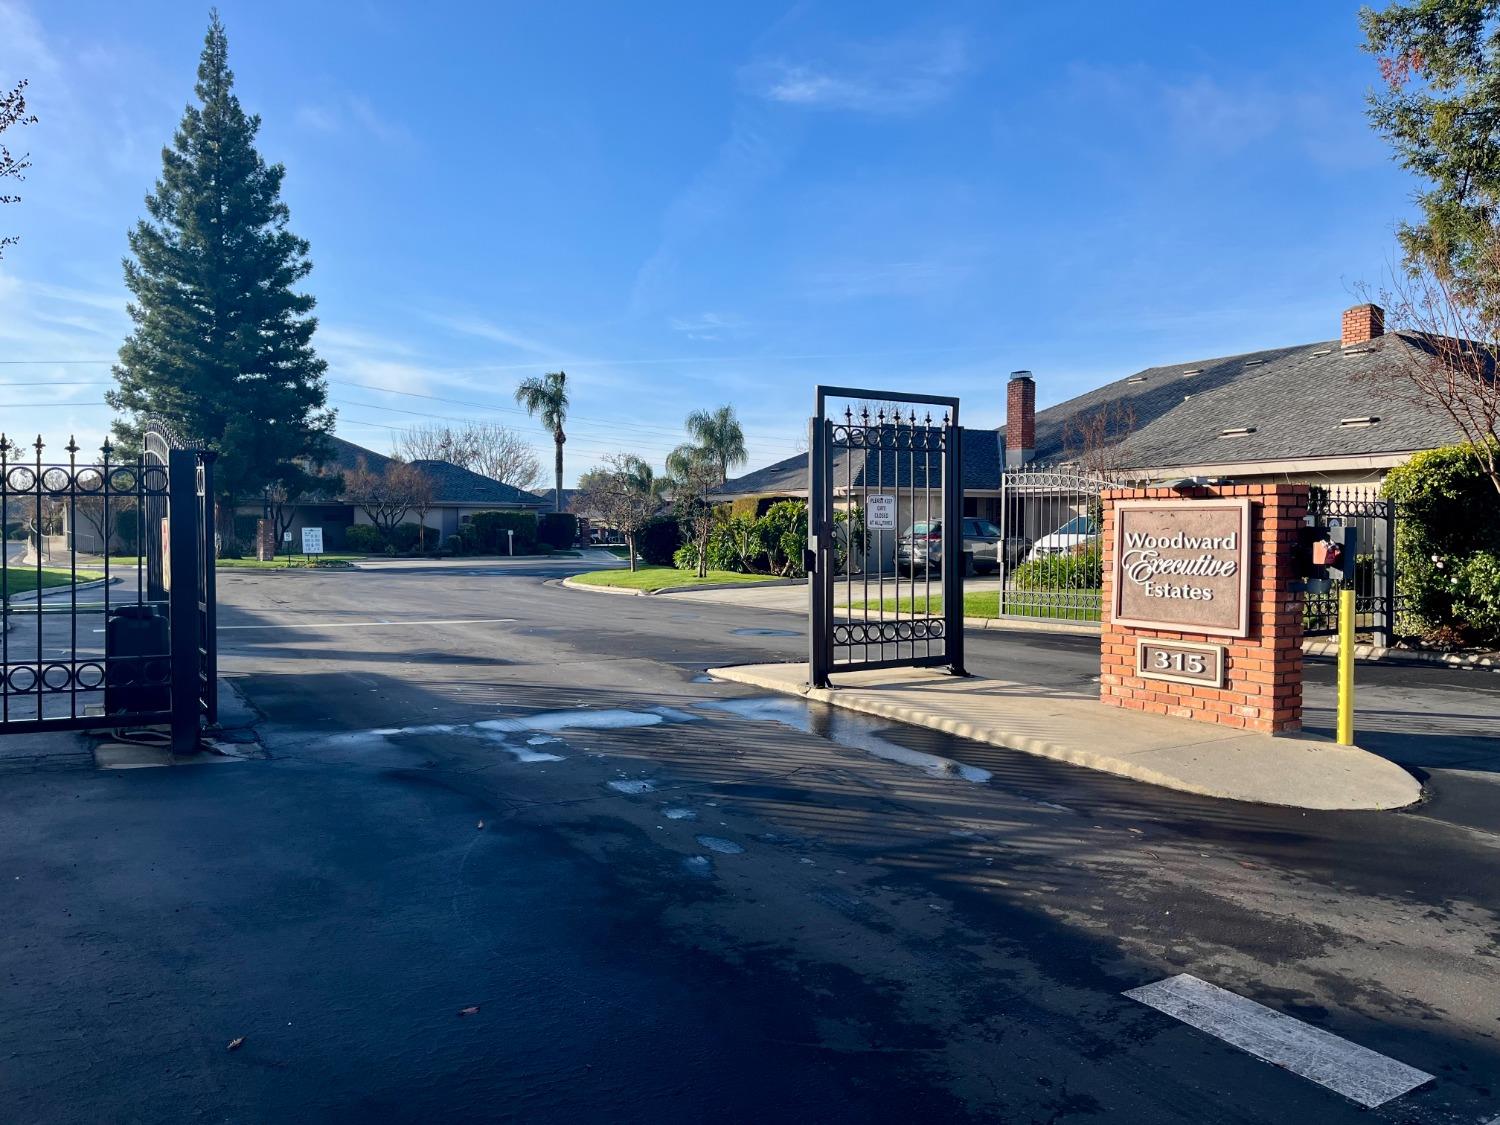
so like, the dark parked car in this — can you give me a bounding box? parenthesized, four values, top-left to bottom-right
(897, 518, 1025, 574)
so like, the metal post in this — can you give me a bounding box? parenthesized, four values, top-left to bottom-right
(1337, 586, 1356, 745)
(200, 452, 218, 725)
(1382, 499, 1396, 648)
(167, 449, 200, 754)
(808, 414, 829, 688)
(942, 417, 967, 676)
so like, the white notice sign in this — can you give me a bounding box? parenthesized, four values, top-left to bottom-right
(301, 527, 324, 555)
(867, 495, 897, 531)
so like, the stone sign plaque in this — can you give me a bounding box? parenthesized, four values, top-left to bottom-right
(1137, 639, 1225, 687)
(1111, 499, 1251, 637)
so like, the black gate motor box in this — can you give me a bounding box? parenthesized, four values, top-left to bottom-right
(104, 604, 171, 715)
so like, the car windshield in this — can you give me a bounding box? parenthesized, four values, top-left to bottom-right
(906, 522, 938, 536)
(1051, 516, 1096, 536)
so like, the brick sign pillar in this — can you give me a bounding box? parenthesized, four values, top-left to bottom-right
(256, 518, 277, 562)
(1099, 484, 1307, 734)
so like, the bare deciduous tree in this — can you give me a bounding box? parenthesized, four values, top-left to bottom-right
(343, 458, 433, 539)
(1063, 400, 1137, 476)
(1, 77, 37, 258)
(669, 447, 722, 578)
(576, 454, 661, 572)
(397, 422, 542, 491)
(1372, 232, 1500, 496)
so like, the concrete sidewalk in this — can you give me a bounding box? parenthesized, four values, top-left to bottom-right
(709, 662, 1421, 811)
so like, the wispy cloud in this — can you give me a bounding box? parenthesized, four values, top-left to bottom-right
(294, 93, 414, 147)
(746, 30, 968, 115)
(668, 312, 745, 341)
(1060, 63, 1384, 169)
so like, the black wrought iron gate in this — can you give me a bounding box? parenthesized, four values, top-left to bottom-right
(808, 385, 966, 687)
(0, 420, 216, 751)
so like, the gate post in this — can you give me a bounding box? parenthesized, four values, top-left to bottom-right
(167, 449, 201, 754)
(199, 451, 218, 725)
(808, 413, 832, 688)
(942, 416, 967, 676)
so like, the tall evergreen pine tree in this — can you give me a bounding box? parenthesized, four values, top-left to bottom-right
(109, 12, 332, 537)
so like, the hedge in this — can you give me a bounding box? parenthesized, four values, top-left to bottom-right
(462, 510, 538, 554)
(539, 512, 578, 550)
(637, 516, 682, 565)
(1383, 441, 1500, 646)
(1012, 547, 1102, 591)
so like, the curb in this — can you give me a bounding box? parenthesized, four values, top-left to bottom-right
(4, 575, 116, 604)
(655, 578, 805, 595)
(560, 576, 646, 597)
(708, 663, 1422, 812)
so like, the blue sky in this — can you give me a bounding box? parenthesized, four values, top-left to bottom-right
(1, 1, 1418, 483)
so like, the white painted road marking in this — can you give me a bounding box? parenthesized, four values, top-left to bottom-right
(1124, 974, 1433, 1109)
(217, 617, 517, 631)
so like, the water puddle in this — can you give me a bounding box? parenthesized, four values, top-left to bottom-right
(682, 855, 714, 878)
(477, 708, 666, 734)
(695, 835, 745, 855)
(662, 807, 697, 821)
(697, 696, 992, 784)
(690, 674, 717, 684)
(608, 779, 656, 795)
(730, 627, 801, 637)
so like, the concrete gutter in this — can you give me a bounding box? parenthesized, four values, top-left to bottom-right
(560, 575, 802, 597)
(709, 661, 1422, 812)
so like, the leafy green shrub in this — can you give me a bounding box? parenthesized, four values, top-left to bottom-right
(834, 507, 867, 575)
(345, 524, 385, 553)
(387, 522, 423, 553)
(720, 515, 763, 572)
(672, 543, 698, 571)
(538, 512, 578, 549)
(463, 510, 538, 554)
(637, 516, 681, 566)
(730, 496, 763, 522)
(756, 500, 807, 577)
(1012, 547, 1102, 591)
(445, 534, 464, 555)
(1384, 441, 1500, 645)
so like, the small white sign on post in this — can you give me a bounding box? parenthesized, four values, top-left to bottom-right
(866, 494, 898, 531)
(283, 531, 292, 543)
(301, 527, 324, 556)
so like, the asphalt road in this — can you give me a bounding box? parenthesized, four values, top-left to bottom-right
(2, 557, 1499, 1123)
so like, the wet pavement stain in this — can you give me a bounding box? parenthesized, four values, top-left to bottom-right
(729, 627, 801, 637)
(696, 835, 745, 855)
(696, 696, 992, 783)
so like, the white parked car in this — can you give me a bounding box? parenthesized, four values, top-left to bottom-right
(1025, 515, 1098, 561)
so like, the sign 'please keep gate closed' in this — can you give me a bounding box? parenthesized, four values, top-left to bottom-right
(1110, 498, 1251, 637)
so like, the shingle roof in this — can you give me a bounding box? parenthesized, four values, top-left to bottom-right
(531, 487, 580, 513)
(1003, 332, 1462, 471)
(314, 436, 541, 507)
(408, 460, 545, 507)
(715, 428, 1000, 498)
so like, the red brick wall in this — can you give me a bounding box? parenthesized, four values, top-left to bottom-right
(1099, 484, 1307, 734)
(1340, 303, 1384, 347)
(1006, 374, 1035, 459)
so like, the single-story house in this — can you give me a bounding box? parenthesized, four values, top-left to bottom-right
(719, 302, 1464, 509)
(714, 302, 1467, 571)
(247, 436, 544, 549)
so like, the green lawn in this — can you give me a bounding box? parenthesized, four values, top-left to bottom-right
(215, 554, 360, 570)
(569, 565, 774, 592)
(2, 567, 106, 596)
(856, 590, 1102, 622)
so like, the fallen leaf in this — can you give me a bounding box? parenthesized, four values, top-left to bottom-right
(458, 1006, 480, 1017)
(227, 1037, 245, 1051)
(476, 821, 484, 830)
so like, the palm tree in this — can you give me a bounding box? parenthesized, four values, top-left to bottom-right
(514, 370, 569, 511)
(685, 404, 747, 485)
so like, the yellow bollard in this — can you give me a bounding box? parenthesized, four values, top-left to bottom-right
(1337, 586, 1355, 745)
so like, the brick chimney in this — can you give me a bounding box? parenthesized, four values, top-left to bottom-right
(1341, 303, 1384, 347)
(1006, 370, 1036, 465)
